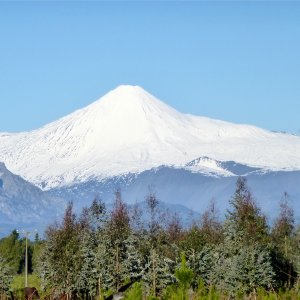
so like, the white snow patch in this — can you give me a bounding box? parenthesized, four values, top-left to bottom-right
(1, 85, 300, 189)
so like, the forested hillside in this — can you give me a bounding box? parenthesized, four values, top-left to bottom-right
(1, 178, 300, 299)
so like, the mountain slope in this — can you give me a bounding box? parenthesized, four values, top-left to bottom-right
(1, 85, 300, 190)
(47, 160, 300, 221)
(0, 162, 64, 233)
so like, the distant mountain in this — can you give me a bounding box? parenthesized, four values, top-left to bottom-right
(0, 85, 300, 230)
(1, 85, 300, 190)
(0, 162, 64, 235)
(47, 158, 300, 222)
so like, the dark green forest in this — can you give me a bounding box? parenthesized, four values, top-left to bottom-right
(1, 178, 300, 299)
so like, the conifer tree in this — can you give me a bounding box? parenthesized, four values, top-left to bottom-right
(192, 245, 215, 286)
(78, 198, 108, 298)
(0, 255, 13, 295)
(271, 193, 297, 288)
(272, 193, 295, 253)
(104, 190, 132, 292)
(199, 200, 223, 245)
(143, 248, 176, 297)
(0, 230, 24, 274)
(210, 242, 274, 296)
(38, 202, 84, 297)
(123, 234, 143, 282)
(146, 190, 160, 241)
(175, 253, 193, 292)
(205, 178, 275, 296)
(77, 231, 99, 298)
(225, 177, 269, 245)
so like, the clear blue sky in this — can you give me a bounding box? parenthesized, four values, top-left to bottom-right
(0, 2, 299, 134)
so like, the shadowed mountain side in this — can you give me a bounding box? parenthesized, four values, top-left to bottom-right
(47, 165, 300, 223)
(0, 162, 65, 235)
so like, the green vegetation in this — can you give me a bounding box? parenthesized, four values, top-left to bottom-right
(11, 274, 41, 291)
(1, 178, 300, 299)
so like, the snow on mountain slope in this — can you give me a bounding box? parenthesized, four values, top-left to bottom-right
(1, 85, 300, 189)
(183, 157, 235, 176)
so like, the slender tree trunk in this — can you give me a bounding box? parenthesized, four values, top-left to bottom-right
(116, 245, 120, 292)
(152, 249, 156, 296)
(98, 276, 101, 299)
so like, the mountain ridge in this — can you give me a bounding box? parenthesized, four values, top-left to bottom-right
(0, 162, 64, 233)
(1, 85, 300, 190)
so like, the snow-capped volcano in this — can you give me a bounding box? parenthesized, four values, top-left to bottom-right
(1, 85, 300, 189)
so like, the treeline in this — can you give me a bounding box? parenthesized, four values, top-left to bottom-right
(1, 177, 300, 299)
(0, 230, 42, 274)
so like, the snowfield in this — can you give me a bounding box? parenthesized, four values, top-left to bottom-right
(1, 85, 300, 190)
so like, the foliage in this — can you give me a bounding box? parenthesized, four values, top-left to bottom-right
(211, 243, 274, 296)
(171, 253, 194, 300)
(226, 177, 269, 245)
(175, 253, 193, 291)
(37, 202, 85, 297)
(0, 255, 13, 294)
(0, 230, 25, 274)
(272, 193, 295, 242)
(6, 178, 300, 299)
(10, 274, 41, 291)
(143, 248, 176, 297)
(123, 282, 143, 300)
(199, 200, 223, 245)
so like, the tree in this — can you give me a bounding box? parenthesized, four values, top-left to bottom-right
(271, 193, 297, 288)
(175, 253, 193, 295)
(210, 242, 274, 296)
(181, 225, 205, 253)
(78, 194, 143, 297)
(143, 248, 175, 297)
(77, 231, 99, 298)
(0, 230, 24, 274)
(82, 197, 107, 231)
(225, 177, 269, 245)
(272, 192, 295, 252)
(109, 190, 130, 242)
(199, 200, 223, 245)
(167, 213, 183, 245)
(77, 198, 108, 298)
(206, 177, 275, 296)
(0, 255, 13, 296)
(38, 202, 84, 298)
(190, 245, 215, 287)
(123, 282, 143, 300)
(107, 190, 131, 292)
(123, 234, 143, 282)
(146, 189, 160, 240)
(164, 253, 194, 300)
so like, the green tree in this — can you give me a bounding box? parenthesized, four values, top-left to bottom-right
(210, 242, 274, 296)
(38, 202, 85, 298)
(143, 248, 175, 297)
(0, 230, 24, 274)
(0, 255, 13, 295)
(206, 177, 275, 296)
(107, 190, 131, 292)
(225, 177, 269, 245)
(272, 193, 295, 254)
(199, 200, 223, 245)
(271, 193, 297, 288)
(123, 282, 143, 300)
(77, 199, 108, 298)
(175, 253, 193, 298)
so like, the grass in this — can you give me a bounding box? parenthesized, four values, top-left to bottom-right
(10, 274, 47, 299)
(11, 274, 42, 290)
